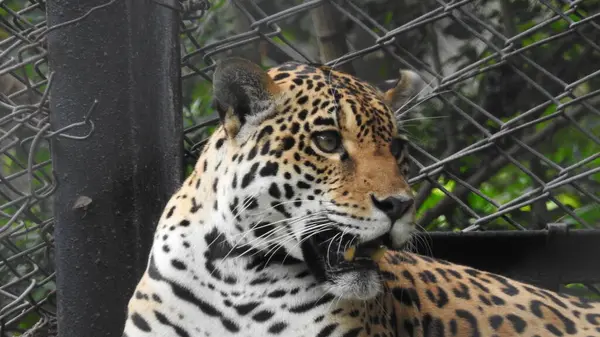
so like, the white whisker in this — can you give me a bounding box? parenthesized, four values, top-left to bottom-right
(325, 233, 342, 269)
(227, 214, 330, 261)
(393, 74, 438, 116)
(261, 223, 335, 265)
(399, 115, 449, 123)
(274, 221, 337, 264)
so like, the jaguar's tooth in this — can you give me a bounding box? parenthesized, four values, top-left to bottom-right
(343, 246, 357, 262)
(370, 245, 388, 262)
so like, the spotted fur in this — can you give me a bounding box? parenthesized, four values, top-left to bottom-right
(122, 58, 600, 337)
(377, 252, 600, 337)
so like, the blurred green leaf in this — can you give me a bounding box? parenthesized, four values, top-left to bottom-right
(560, 204, 600, 226)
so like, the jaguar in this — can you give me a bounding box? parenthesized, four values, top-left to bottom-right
(122, 57, 600, 337)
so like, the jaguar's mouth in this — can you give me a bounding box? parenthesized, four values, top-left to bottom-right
(300, 227, 391, 283)
(342, 236, 389, 264)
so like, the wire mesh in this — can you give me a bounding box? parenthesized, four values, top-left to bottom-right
(0, 0, 599, 334)
(0, 0, 57, 335)
(180, 0, 600, 233)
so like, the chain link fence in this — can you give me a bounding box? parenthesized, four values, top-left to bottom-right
(1, 0, 599, 335)
(1, 0, 56, 335)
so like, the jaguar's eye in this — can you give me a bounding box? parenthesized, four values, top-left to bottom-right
(312, 130, 342, 153)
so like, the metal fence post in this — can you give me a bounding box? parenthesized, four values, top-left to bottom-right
(46, 1, 182, 336)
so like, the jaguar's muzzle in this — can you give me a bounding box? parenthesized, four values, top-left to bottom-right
(300, 227, 390, 283)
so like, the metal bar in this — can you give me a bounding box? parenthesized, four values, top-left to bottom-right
(46, 1, 182, 336)
(413, 229, 600, 291)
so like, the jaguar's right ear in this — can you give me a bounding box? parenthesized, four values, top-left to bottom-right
(212, 57, 281, 138)
(376, 69, 425, 112)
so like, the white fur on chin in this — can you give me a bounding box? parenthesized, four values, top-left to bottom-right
(324, 269, 383, 301)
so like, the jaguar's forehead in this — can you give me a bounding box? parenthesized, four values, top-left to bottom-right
(267, 62, 398, 144)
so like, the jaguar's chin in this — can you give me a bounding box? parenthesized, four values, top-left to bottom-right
(300, 228, 391, 300)
(324, 268, 383, 300)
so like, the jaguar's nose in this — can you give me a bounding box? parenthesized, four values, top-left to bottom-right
(371, 195, 414, 223)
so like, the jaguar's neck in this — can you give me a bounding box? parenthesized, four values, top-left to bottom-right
(147, 145, 365, 335)
(167, 136, 307, 278)
(150, 224, 374, 337)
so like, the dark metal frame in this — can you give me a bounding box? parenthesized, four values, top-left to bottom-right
(414, 227, 600, 292)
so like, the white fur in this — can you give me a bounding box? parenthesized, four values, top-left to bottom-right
(325, 270, 383, 301)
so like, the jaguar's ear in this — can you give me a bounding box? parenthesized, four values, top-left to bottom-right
(378, 69, 425, 112)
(212, 57, 281, 138)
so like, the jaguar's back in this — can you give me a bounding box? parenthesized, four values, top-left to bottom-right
(377, 250, 600, 337)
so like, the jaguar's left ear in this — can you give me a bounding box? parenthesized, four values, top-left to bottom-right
(212, 57, 281, 138)
(377, 69, 425, 112)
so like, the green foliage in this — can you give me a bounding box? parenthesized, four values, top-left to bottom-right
(563, 283, 600, 300)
